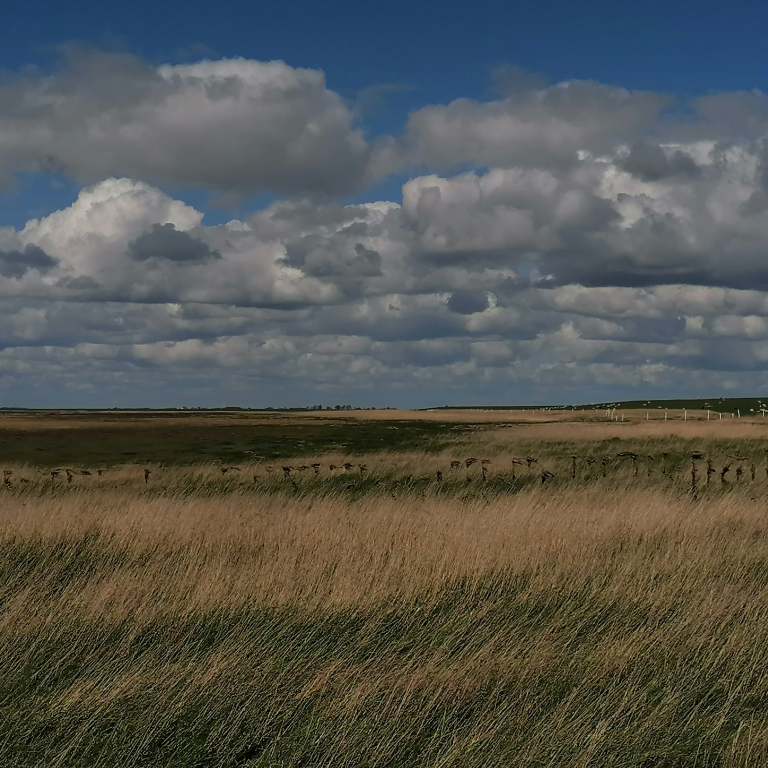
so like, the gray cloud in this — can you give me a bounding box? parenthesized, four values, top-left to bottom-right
(447, 291, 489, 314)
(691, 91, 768, 137)
(0, 48, 372, 197)
(128, 223, 220, 263)
(283, 238, 382, 280)
(617, 141, 701, 181)
(55, 275, 100, 290)
(390, 145, 768, 296)
(0, 245, 58, 279)
(375, 81, 670, 175)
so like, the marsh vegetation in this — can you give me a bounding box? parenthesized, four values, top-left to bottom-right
(5, 409, 768, 766)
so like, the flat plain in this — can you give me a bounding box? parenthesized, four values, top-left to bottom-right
(5, 408, 768, 766)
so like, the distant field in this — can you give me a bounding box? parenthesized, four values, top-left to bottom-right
(431, 395, 768, 412)
(5, 412, 768, 765)
(4, 406, 768, 466)
(0, 410, 474, 466)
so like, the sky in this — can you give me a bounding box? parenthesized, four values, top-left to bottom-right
(3, 2, 768, 407)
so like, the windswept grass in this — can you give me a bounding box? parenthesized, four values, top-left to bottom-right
(5, 411, 768, 765)
(3, 472, 768, 765)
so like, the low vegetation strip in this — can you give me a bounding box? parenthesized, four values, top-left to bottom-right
(0, 413, 465, 466)
(3, 477, 768, 765)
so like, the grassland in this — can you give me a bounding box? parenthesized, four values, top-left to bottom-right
(0, 411, 468, 466)
(5, 409, 768, 766)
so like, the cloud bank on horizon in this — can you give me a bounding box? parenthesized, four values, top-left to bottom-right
(4, 49, 768, 405)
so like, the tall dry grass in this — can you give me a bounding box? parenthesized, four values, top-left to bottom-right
(4, 474, 768, 765)
(2, 481, 766, 613)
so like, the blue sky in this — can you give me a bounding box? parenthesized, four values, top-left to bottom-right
(6, 0, 768, 92)
(2, 1, 768, 406)
(7, 0, 768, 100)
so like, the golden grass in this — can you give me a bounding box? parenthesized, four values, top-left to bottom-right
(297, 407, 768, 423)
(6, 477, 768, 765)
(484, 417, 768, 443)
(296, 408, 582, 422)
(1, 481, 764, 616)
(6, 421, 768, 765)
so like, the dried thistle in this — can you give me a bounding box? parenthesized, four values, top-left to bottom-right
(617, 452, 638, 477)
